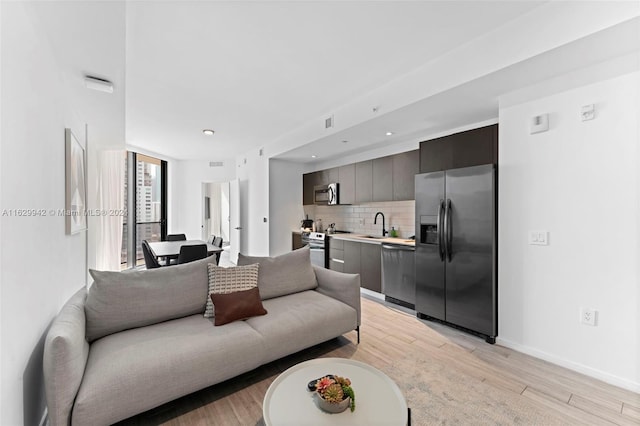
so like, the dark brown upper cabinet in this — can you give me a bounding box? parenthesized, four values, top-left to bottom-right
(355, 160, 373, 203)
(302, 172, 317, 205)
(302, 149, 421, 205)
(372, 156, 393, 202)
(392, 150, 419, 201)
(420, 124, 498, 173)
(317, 167, 339, 186)
(338, 164, 355, 205)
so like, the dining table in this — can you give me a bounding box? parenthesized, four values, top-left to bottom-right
(147, 240, 223, 264)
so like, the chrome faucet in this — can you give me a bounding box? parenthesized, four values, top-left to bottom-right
(374, 212, 387, 237)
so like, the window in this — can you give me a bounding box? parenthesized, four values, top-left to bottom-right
(121, 152, 167, 269)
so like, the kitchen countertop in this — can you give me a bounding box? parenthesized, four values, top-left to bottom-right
(328, 233, 415, 247)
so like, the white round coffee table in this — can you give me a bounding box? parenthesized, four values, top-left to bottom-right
(263, 358, 408, 425)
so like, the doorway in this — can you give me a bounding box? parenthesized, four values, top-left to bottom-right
(202, 181, 231, 248)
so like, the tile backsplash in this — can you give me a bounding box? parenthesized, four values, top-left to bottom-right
(303, 200, 415, 238)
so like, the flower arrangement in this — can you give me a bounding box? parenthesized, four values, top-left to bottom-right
(314, 375, 355, 412)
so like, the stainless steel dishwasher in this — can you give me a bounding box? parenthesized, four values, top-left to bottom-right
(381, 243, 415, 309)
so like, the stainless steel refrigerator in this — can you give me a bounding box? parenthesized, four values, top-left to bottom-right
(415, 164, 497, 343)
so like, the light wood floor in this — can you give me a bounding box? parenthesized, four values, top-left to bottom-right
(118, 295, 640, 425)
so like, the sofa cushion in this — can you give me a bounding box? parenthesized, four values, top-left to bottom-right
(210, 287, 267, 326)
(237, 246, 318, 300)
(85, 255, 215, 342)
(204, 263, 259, 318)
(245, 290, 357, 363)
(72, 314, 266, 425)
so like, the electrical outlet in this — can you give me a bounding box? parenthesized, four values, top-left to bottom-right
(580, 308, 597, 326)
(358, 218, 365, 226)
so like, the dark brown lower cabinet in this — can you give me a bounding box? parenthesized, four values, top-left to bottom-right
(360, 243, 381, 293)
(329, 239, 381, 293)
(343, 241, 361, 274)
(329, 259, 344, 272)
(292, 232, 304, 250)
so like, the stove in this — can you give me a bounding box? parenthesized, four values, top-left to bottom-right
(301, 232, 326, 267)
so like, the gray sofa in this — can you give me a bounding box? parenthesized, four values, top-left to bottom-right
(43, 248, 361, 425)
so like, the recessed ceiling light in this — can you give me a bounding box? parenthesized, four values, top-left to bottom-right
(311, 155, 317, 158)
(203, 129, 215, 136)
(385, 132, 394, 136)
(341, 140, 349, 144)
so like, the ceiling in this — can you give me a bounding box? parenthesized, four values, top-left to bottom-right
(277, 14, 640, 163)
(124, 1, 548, 161)
(16, 1, 637, 163)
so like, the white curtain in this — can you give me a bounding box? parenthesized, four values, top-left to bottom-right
(95, 150, 125, 270)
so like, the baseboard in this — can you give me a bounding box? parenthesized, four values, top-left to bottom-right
(497, 337, 640, 393)
(360, 288, 384, 301)
(39, 407, 48, 426)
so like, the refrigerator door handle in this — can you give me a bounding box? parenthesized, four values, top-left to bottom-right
(444, 198, 452, 262)
(437, 199, 445, 261)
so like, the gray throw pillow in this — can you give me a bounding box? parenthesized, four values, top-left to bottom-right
(237, 246, 318, 300)
(85, 255, 215, 342)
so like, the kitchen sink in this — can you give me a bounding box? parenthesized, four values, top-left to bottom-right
(362, 235, 386, 239)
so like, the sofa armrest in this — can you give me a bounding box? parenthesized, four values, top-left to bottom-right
(313, 266, 361, 326)
(43, 288, 90, 426)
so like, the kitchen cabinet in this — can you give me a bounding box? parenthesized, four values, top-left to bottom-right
(292, 232, 304, 250)
(302, 149, 421, 205)
(343, 241, 361, 274)
(420, 124, 497, 173)
(372, 156, 393, 202)
(328, 238, 382, 293)
(328, 238, 344, 272)
(360, 243, 382, 293)
(355, 161, 373, 203)
(393, 150, 419, 201)
(328, 259, 344, 272)
(320, 167, 339, 185)
(302, 168, 340, 205)
(338, 164, 355, 205)
(302, 172, 317, 205)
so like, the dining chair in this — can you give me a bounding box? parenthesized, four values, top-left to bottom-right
(207, 234, 216, 244)
(166, 234, 187, 241)
(142, 240, 162, 269)
(177, 244, 208, 264)
(212, 237, 223, 265)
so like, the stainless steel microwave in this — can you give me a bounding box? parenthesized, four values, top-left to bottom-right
(314, 183, 339, 205)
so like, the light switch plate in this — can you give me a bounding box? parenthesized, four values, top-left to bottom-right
(529, 231, 549, 245)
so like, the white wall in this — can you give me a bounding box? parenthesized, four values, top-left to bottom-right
(236, 150, 270, 256)
(172, 159, 236, 240)
(220, 181, 230, 244)
(1, 2, 125, 424)
(269, 159, 305, 256)
(498, 71, 640, 391)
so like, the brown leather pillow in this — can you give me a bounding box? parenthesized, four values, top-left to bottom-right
(209, 287, 267, 326)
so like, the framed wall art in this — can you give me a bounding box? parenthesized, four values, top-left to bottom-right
(65, 128, 87, 234)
